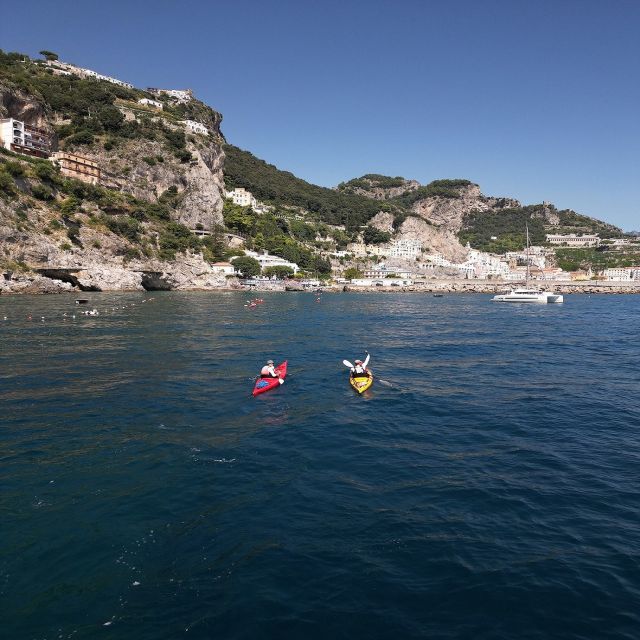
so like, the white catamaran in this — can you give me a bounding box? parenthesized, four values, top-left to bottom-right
(492, 226, 564, 304)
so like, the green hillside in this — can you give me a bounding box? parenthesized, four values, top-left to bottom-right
(459, 204, 625, 252)
(223, 145, 398, 230)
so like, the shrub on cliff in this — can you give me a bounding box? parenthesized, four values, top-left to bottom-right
(263, 265, 294, 279)
(0, 169, 16, 197)
(158, 222, 200, 260)
(98, 105, 125, 132)
(66, 130, 95, 146)
(104, 215, 140, 242)
(362, 225, 391, 245)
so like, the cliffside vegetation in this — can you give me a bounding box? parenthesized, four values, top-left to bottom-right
(554, 248, 640, 272)
(0, 147, 230, 267)
(458, 206, 548, 252)
(337, 174, 408, 192)
(222, 200, 331, 274)
(459, 204, 626, 252)
(223, 145, 396, 230)
(0, 49, 222, 162)
(390, 179, 473, 208)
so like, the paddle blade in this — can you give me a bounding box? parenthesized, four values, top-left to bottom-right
(343, 359, 354, 368)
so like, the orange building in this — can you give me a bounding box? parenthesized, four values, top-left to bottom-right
(50, 151, 101, 184)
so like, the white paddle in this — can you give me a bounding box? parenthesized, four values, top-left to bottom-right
(343, 359, 354, 368)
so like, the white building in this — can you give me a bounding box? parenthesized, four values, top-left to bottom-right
(386, 238, 422, 258)
(0, 118, 51, 158)
(602, 267, 640, 281)
(546, 234, 600, 247)
(363, 265, 413, 279)
(210, 262, 236, 275)
(183, 120, 209, 136)
(461, 248, 510, 278)
(424, 253, 453, 268)
(226, 188, 257, 208)
(148, 88, 193, 102)
(138, 98, 163, 110)
(242, 250, 299, 274)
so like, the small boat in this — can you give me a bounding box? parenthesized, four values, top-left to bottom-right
(350, 372, 373, 394)
(433, 293, 444, 297)
(252, 361, 287, 396)
(75, 299, 89, 305)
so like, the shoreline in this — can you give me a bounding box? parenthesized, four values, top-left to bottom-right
(2, 277, 640, 296)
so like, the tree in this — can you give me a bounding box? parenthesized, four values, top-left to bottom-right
(98, 105, 124, 132)
(362, 225, 391, 245)
(232, 256, 261, 278)
(263, 265, 294, 279)
(223, 201, 254, 235)
(39, 50, 58, 61)
(343, 267, 363, 280)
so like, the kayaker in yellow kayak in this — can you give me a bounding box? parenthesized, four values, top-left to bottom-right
(347, 353, 370, 378)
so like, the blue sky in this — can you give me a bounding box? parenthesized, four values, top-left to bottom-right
(2, 0, 639, 229)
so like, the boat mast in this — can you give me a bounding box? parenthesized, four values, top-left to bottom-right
(525, 223, 530, 286)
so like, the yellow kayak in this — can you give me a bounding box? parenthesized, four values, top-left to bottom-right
(350, 372, 373, 394)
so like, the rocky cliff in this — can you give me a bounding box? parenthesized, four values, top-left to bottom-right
(0, 52, 233, 293)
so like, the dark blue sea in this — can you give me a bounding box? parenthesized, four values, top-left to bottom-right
(2, 292, 639, 640)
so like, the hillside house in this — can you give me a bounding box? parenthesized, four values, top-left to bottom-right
(183, 120, 209, 136)
(148, 88, 193, 102)
(210, 262, 236, 275)
(138, 98, 163, 110)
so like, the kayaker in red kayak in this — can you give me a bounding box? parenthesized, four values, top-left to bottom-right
(260, 359, 280, 379)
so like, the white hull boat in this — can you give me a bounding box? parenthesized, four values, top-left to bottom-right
(492, 288, 563, 303)
(491, 225, 564, 304)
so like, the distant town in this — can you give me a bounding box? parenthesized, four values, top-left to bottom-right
(219, 185, 640, 286)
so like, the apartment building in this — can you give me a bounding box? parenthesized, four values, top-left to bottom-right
(0, 118, 51, 158)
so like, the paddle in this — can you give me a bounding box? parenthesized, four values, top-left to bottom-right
(343, 359, 354, 368)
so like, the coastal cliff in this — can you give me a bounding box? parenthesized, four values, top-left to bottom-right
(0, 51, 232, 292)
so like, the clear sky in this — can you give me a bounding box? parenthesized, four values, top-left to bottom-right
(2, 0, 639, 229)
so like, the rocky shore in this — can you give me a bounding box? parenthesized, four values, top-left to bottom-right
(3, 270, 640, 296)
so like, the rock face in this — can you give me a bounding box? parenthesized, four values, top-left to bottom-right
(398, 216, 469, 262)
(0, 85, 50, 129)
(366, 185, 518, 262)
(410, 184, 520, 234)
(0, 84, 225, 232)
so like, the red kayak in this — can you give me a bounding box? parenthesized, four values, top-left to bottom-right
(252, 361, 287, 396)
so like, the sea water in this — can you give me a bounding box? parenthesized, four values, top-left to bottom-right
(1, 292, 639, 639)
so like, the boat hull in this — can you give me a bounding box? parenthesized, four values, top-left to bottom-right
(492, 292, 564, 303)
(350, 373, 373, 394)
(253, 361, 287, 396)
